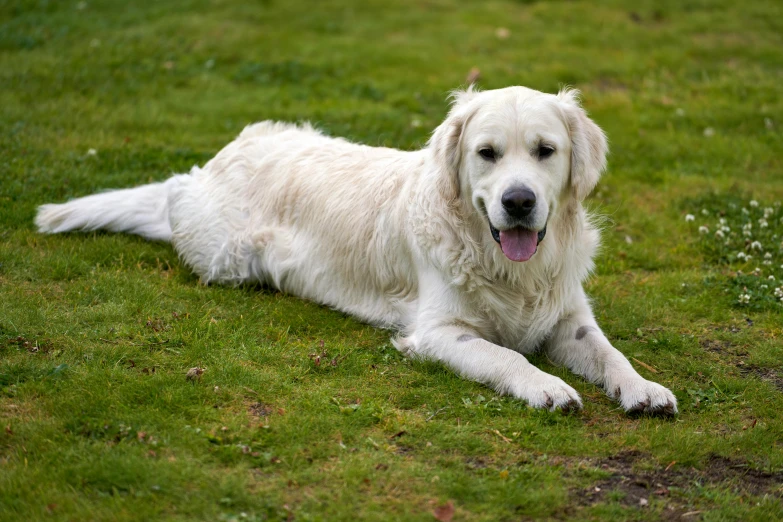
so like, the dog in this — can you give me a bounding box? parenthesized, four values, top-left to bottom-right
(36, 86, 677, 414)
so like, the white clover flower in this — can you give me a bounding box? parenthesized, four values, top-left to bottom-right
(715, 230, 725, 239)
(775, 287, 783, 298)
(685, 214, 695, 222)
(738, 293, 751, 304)
(722, 226, 731, 233)
(698, 226, 709, 234)
(750, 200, 759, 207)
(763, 260, 773, 266)
(719, 218, 727, 225)
(86, 148, 97, 156)
(753, 267, 761, 274)
(746, 255, 753, 261)
(737, 252, 747, 260)
(701, 209, 710, 216)
(759, 219, 768, 228)
(742, 208, 750, 215)
(768, 275, 775, 280)
(764, 252, 772, 259)
(743, 223, 752, 231)
(764, 207, 774, 218)
(761, 285, 768, 290)
(751, 241, 763, 250)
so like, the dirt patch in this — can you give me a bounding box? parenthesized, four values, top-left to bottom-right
(737, 365, 783, 392)
(395, 445, 414, 457)
(248, 402, 274, 417)
(465, 457, 489, 469)
(575, 451, 783, 512)
(6, 336, 55, 354)
(145, 317, 169, 332)
(702, 454, 783, 495)
(699, 338, 733, 354)
(709, 322, 748, 335)
(577, 451, 677, 507)
(699, 338, 750, 358)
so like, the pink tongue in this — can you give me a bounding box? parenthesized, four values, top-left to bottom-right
(499, 228, 538, 262)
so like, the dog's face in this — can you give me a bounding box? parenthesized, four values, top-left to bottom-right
(430, 86, 608, 262)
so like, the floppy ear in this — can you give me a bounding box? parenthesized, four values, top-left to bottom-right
(428, 87, 480, 202)
(557, 88, 609, 201)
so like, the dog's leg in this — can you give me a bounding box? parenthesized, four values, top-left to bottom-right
(398, 324, 582, 411)
(545, 290, 677, 414)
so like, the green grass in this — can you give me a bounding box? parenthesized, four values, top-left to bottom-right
(2, 0, 783, 520)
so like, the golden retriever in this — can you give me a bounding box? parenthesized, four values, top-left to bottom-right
(36, 86, 677, 414)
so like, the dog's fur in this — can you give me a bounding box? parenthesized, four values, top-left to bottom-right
(36, 86, 677, 413)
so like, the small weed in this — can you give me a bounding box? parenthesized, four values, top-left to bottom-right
(686, 386, 740, 410)
(461, 394, 505, 414)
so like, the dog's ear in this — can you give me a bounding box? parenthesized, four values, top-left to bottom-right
(557, 88, 608, 201)
(429, 87, 480, 201)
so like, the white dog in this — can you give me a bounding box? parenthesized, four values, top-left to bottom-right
(36, 86, 677, 414)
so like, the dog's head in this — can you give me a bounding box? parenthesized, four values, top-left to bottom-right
(429, 86, 608, 262)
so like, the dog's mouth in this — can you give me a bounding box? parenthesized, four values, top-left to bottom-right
(489, 222, 546, 262)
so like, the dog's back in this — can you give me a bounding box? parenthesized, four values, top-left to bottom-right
(36, 121, 422, 327)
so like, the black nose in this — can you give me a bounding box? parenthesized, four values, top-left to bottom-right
(501, 188, 536, 219)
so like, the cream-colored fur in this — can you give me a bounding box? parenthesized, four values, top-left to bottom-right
(36, 86, 677, 414)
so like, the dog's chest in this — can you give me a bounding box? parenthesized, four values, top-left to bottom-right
(473, 281, 568, 353)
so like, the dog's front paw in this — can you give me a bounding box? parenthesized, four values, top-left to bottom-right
(509, 374, 583, 412)
(610, 378, 677, 415)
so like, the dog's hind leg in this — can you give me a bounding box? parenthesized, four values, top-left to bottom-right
(166, 170, 290, 286)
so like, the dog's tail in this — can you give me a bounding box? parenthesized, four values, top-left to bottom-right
(35, 176, 184, 242)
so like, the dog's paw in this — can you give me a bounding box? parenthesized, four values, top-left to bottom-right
(391, 335, 414, 356)
(509, 374, 583, 412)
(610, 378, 678, 415)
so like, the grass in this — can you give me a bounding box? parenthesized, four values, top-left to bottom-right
(1, 0, 783, 519)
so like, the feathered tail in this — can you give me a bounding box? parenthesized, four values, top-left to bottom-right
(35, 177, 182, 241)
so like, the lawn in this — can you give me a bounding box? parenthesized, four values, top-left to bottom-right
(1, 0, 783, 520)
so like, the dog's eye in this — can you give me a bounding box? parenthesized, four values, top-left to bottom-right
(478, 148, 496, 161)
(537, 145, 555, 159)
